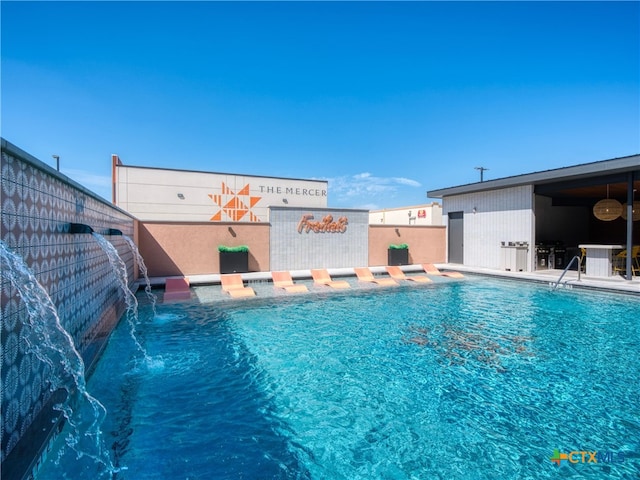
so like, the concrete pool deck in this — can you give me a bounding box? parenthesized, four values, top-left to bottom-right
(143, 264, 640, 297)
(443, 264, 640, 294)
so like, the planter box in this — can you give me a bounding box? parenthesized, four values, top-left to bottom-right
(388, 249, 409, 266)
(219, 251, 249, 274)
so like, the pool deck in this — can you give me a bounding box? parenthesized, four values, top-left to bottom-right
(442, 264, 640, 294)
(144, 264, 640, 296)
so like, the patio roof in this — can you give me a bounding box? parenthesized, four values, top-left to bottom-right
(427, 154, 640, 199)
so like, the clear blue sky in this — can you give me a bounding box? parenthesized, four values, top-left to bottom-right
(2, 1, 639, 209)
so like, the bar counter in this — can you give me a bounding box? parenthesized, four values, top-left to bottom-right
(578, 244, 624, 277)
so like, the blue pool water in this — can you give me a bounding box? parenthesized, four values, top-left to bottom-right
(38, 277, 639, 479)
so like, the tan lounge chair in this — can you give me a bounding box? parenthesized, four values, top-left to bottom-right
(354, 267, 398, 286)
(220, 274, 256, 298)
(311, 269, 350, 289)
(164, 277, 192, 301)
(422, 263, 464, 278)
(271, 271, 309, 293)
(385, 266, 432, 283)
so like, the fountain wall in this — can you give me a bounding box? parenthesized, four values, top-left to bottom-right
(1, 139, 137, 478)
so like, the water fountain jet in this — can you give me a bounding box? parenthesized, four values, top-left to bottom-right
(0, 240, 116, 477)
(123, 234, 157, 316)
(91, 232, 150, 361)
(68, 223, 94, 234)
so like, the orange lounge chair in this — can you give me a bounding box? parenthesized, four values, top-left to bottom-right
(354, 267, 398, 286)
(385, 266, 432, 283)
(311, 269, 350, 289)
(164, 277, 191, 301)
(422, 263, 464, 278)
(271, 271, 309, 293)
(220, 274, 256, 298)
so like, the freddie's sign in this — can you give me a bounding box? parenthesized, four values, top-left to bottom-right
(297, 214, 348, 233)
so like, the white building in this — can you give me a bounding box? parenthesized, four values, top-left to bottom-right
(112, 156, 328, 222)
(369, 203, 443, 226)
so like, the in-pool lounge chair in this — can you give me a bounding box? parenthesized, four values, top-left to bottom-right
(354, 267, 398, 286)
(422, 263, 464, 278)
(164, 277, 191, 301)
(311, 269, 351, 289)
(271, 271, 309, 293)
(385, 266, 432, 283)
(220, 274, 256, 298)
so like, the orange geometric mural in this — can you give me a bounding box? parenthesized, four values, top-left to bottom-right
(208, 182, 262, 222)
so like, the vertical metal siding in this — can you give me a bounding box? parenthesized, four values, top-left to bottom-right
(443, 185, 534, 269)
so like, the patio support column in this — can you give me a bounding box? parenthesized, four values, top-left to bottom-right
(626, 172, 634, 281)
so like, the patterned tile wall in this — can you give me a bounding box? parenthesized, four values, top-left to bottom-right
(1, 141, 136, 472)
(269, 206, 369, 271)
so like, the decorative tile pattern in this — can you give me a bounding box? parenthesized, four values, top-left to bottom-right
(208, 181, 262, 222)
(1, 143, 136, 469)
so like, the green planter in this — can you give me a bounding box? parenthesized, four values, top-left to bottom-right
(388, 245, 409, 266)
(218, 246, 249, 273)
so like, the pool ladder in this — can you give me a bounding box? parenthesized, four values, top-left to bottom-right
(552, 255, 582, 289)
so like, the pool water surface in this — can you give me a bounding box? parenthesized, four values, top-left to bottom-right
(37, 277, 640, 479)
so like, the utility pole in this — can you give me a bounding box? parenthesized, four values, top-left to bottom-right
(475, 166, 488, 182)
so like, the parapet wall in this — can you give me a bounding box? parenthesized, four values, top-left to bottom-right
(0, 139, 136, 479)
(136, 214, 446, 277)
(139, 221, 271, 276)
(368, 224, 446, 266)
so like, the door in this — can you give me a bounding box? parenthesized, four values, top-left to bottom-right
(448, 211, 464, 264)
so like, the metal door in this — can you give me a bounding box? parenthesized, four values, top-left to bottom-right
(448, 211, 464, 264)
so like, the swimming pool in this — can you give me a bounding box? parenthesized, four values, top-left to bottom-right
(37, 277, 639, 479)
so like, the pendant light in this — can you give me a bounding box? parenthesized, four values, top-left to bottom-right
(621, 189, 639, 221)
(593, 185, 622, 221)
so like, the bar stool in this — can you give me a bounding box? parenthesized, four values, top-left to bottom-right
(613, 246, 640, 276)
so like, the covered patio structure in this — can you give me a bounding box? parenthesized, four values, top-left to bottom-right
(428, 155, 640, 281)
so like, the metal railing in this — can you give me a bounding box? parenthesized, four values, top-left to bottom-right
(552, 255, 582, 289)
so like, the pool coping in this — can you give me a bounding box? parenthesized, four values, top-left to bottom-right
(445, 264, 640, 295)
(143, 264, 640, 296)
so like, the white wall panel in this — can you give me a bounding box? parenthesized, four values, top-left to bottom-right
(443, 186, 535, 270)
(369, 203, 443, 225)
(115, 166, 328, 222)
(270, 207, 369, 271)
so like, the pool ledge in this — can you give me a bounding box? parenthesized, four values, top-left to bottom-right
(440, 264, 640, 295)
(144, 264, 639, 296)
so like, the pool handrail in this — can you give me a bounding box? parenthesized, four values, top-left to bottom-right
(552, 255, 581, 289)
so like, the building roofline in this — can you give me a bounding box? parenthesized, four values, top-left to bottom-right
(427, 154, 640, 198)
(115, 160, 328, 185)
(369, 202, 441, 213)
(269, 206, 370, 213)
